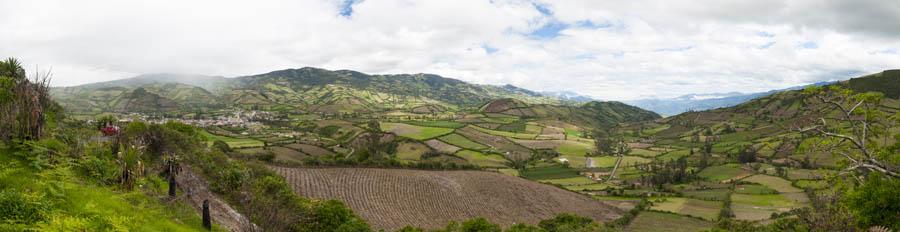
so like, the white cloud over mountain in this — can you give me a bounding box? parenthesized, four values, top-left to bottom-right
(1, 0, 898, 100)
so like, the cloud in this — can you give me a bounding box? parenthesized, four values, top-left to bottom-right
(1, 0, 899, 100)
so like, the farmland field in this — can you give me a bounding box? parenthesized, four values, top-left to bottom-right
(470, 125, 539, 139)
(199, 130, 263, 148)
(742, 175, 802, 193)
(402, 120, 466, 129)
(396, 142, 430, 161)
(283, 143, 335, 156)
(626, 211, 713, 232)
(456, 126, 533, 160)
(520, 165, 581, 180)
(380, 122, 455, 140)
(438, 133, 489, 150)
(272, 167, 623, 231)
(697, 164, 749, 182)
(455, 150, 507, 167)
(650, 197, 720, 220)
(425, 139, 461, 154)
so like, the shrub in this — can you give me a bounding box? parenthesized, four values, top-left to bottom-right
(844, 173, 900, 230)
(77, 155, 120, 185)
(0, 190, 50, 224)
(538, 213, 600, 232)
(460, 218, 501, 232)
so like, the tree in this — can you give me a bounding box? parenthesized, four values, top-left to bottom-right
(844, 172, 900, 230)
(460, 218, 501, 232)
(538, 213, 602, 232)
(592, 129, 614, 156)
(800, 86, 899, 178)
(737, 145, 757, 163)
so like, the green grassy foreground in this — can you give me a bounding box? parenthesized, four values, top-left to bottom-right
(0, 147, 218, 231)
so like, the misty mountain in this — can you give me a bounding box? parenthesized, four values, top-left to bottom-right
(624, 81, 835, 116)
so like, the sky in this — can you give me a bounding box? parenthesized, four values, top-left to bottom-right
(2, 0, 899, 101)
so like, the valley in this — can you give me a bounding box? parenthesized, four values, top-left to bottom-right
(5, 61, 898, 231)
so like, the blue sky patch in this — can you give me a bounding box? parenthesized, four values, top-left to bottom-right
(654, 46, 694, 52)
(759, 41, 776, 49)
(574, 20, 612, 29)
(529, 21, 568, 39)
(756, 31, 775, 37)
(482, 44, 499, 54)
(533, 2, 552, 16)
(339, 0, 361, 17)
(799, 41, 818, 49)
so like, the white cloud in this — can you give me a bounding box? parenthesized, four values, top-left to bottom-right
(1, 0, 898, 100)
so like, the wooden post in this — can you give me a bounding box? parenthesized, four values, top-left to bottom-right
(202, 199, 211, 230)
(168, 175, 176, 197)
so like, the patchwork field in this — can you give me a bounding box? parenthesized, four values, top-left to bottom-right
(381, 122, 455, 140)
(272, 167, 623, 231)
(626, 211, 713, 232)
(438, 133, 489, 150)
(199, 130, 263, 148)
(650, 197, 720, 220)
(697, 164, 750, 182)
(453, 150, 506, 167)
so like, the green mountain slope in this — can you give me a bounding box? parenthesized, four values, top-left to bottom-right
(52, 67, 619, 115)
(621, 69, 900, 167)
(479, 98, 661, 128)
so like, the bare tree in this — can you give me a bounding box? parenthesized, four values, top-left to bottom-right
(798, 86, 899, 178)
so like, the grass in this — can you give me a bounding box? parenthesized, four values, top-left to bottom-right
(650, 197, 720, 220)
(396, 142, 430, 161)
(682, 188, 730, 201)
(795, 180, 828, 190)
(625, 211, 713, 232)
(497, 168, 519, 177)
(538, 176, 596, 186)
(555, 141, 594, 156)
(731, 194, 799, 207)
(630, 148, 661, 158)
(565, 183, 610, 191)
(656, 149, 691, 162)
(438, 134, 489, 150)
(469, 125, 538, 139)
(734, 184, 778, 195)
(590, 156, 652, 168)
(520, 165, 581, 180)
(697, 164, 747, 182)
(479, 116, 519, 124)
(199, 130, 263, 148)
(742, 175, 802, 193)
(0, 152, 219, 231)
(525, 124, 543, 134)
(402, 120, 466, 129)
(381, 122, 455, 140)
(455, 150, 507, 167)
(563, 128, 583, 138)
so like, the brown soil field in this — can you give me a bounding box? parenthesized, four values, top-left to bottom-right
(512, 139, 565, 150)
(284, 143, 335, 156)
(271, 147, 307, 163)
(456, 126, 532, 160)
(537, 126, 566, 140)
(425, 139, 461, 154)
(271, 167, 623, 231)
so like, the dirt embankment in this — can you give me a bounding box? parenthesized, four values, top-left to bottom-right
(175, 165, 260, 232)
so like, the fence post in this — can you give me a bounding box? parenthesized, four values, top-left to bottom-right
(202, 199, 211, 230)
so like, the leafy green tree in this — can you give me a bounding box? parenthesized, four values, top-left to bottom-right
(844, 172, 900, 230)
(802, 86, 898, 177)
(538, 213, 601, 232)
(505, 224, 543, 232)
(460, 218, 500, 232)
